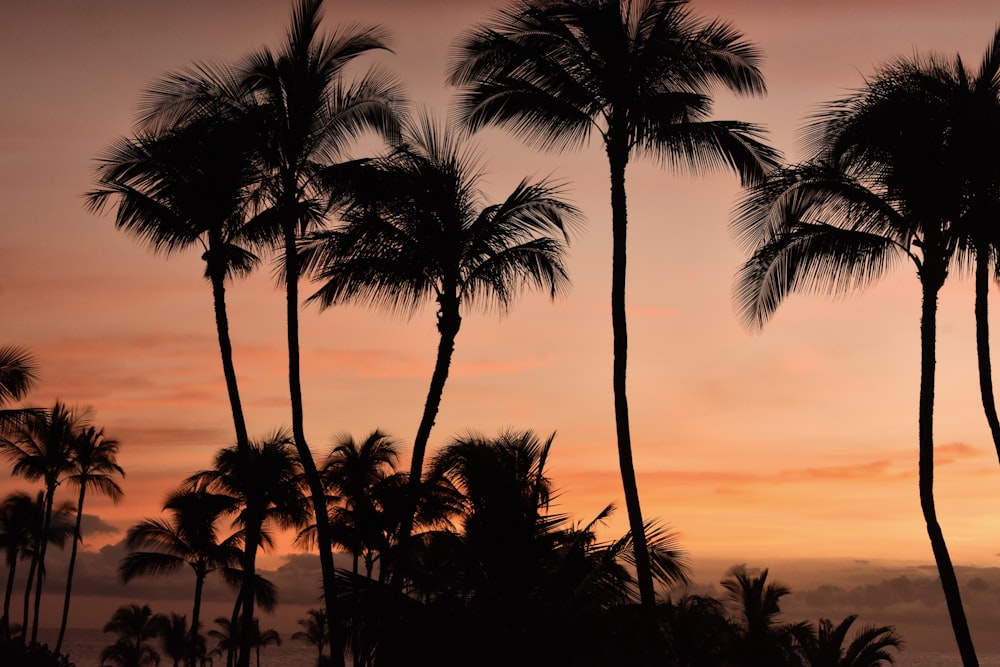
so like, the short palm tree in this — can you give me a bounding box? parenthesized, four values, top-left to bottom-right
(56, 424, 125, 653)
(721, 566, 803, 667)
(87, 100, 264, 455)
(0, 491, 44, 640)
(292, 608, 329, 667)
(183, 432, 308, 667)
(731, 53, 979, 665)
(120, 488, 242, 664)
(303, 114, 577, 552)
(0, 346, 39, 433)
(448, 0, 779, 610)
(0, 401, 84, 643)
(792, 614, 902, 667)
(101, 603, 164, 667)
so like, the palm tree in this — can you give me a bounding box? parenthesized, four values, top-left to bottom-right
(0, 491, 44, 640)
(0, 346, 39, 433)
(447, 0, 779, 610)
(303, 114, 577, 553)
(248, 619, 280, 667)
(292, 608, 329, 667)
(56, 424, 125, 653)
(101, 603, 164, 667)
(731, 55, 979, 665)
(183, 432, 308, 667)
(120, 489, 242, 665)
(87, 98, 264, 455)
(154, 612, 205, 667)
(0, 401, 84, 643)
(791, 615, 902, 667)
(321, 430, 400, 577)
(721, 566, 803, 667)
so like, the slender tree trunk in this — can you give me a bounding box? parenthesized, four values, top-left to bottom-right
(397, 298, 462, 556)
(55, 484, 86, 652)
(209, 264, 250, 453)
(282, 222, 345, 667)
(1, 556, 17, 640)
(606, 140, 655, 610)
(237, 523, 261, 667)
(20, 548, 37, 643)
(920, 275, 979, 667)
(974, 243, 1000, 462)
(30, 486, 55, 644)
(190, 572, 206, 667)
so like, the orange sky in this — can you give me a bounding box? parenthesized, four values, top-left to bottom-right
(5, 0, 1000, 650)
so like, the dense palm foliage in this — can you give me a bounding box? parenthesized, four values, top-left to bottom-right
(56, 425, 125, 653)
(731, 41, 988, 666)
(100, 603, 164, 667)
(791, 614, 902, 667)
(0, 346, 39, 433)
(447, 0, 780, 610)
(303, 114, 577, 552)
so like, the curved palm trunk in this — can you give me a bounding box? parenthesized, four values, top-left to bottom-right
(974, 243, 1000, 463)
(398, 298, 462, 552)
(606, 140, 656, 611)
(920, 275, 979, 667)
(282, 223, 345, 667)
(29, 485, 55, 644)
(55, 484, 87, 652)
(209, 264, 250, 453)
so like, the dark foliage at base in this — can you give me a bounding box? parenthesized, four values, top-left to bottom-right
(0, 639, 77, 667)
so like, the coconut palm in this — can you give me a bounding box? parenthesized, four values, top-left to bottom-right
(0, 401, 84, 643)
(154, 612, 206, 667)
(0, 491, 45, 640)
(292, 608, 329, 667)
(121, 489, 242, 665)
(87, 99, 264, 455)
(731, 56, 979, 665)
(55, 425, 125, 653)
(791, 614, 902, 667)
(721, 566, 804, 667)
(182, 432, 308, 667)
(0, 346, 39, 433)
(303, 114, 577, 554)
(101, 603, 164, 667)
(448, 0, 779, 610)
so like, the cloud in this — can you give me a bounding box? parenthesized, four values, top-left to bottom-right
(80, 513, 118, 535)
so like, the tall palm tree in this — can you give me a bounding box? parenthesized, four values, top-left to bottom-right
(183, 432, 308, 667)
(56, 425, 125, 653)
(0, 346, 39, 433)
(721, 566, 803, 667)
(791, 615, 902, 667)
(87, 100, 264, 455)
(101, 603, 164, 667)
(321, 430, 400, 577)
(120, 489, 242, 665)
(0, 401, 83, 643)
(292, 608, 329, 667)
(303, 114, 577, 552)
(447, 0, 779, 609)
(731, 55, 979, 665)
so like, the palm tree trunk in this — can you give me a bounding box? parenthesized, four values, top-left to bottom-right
(1, 556, 17, 640)
(920, 275, 979, 667)
(282, 222, 345, 667)
(974, 243, 1000, 463)
(606, 139, 656, 612)
(20, 548, 37, 643)
(190, 572, 206, 667)
(399, 298, 462, 550)
(209, 266, 250, 453)
(237, 524, 261, 667)
(54, 485, 86, 652)
(30, 485, 55, 644)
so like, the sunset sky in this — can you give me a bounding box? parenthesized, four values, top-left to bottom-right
(5, 0, 1000, 653)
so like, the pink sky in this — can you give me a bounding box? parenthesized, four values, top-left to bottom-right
(5, 0, 1000, 653)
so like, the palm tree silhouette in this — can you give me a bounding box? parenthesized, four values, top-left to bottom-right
(0, 401, 84, 643)
(100, 603, 163, 667)
(292, 608, 329, 667)
(0, 346, 39, 432)
(303, 113, 576, 554)
(183, 432, 308, 667)
(87, 101, 264, 455)
(321, 430, 400, 578)
(447, 0, 779, 610)
(721, 566, 802, 667)
(0, 491, 45, 640)
(791, 614, 902, 667)
(55, 424, 125, 653)
(120, 489, 242, 665)
(732, 53, 981, 666)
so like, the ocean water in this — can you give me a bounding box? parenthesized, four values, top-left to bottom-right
(50, 628, 1000, 667)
